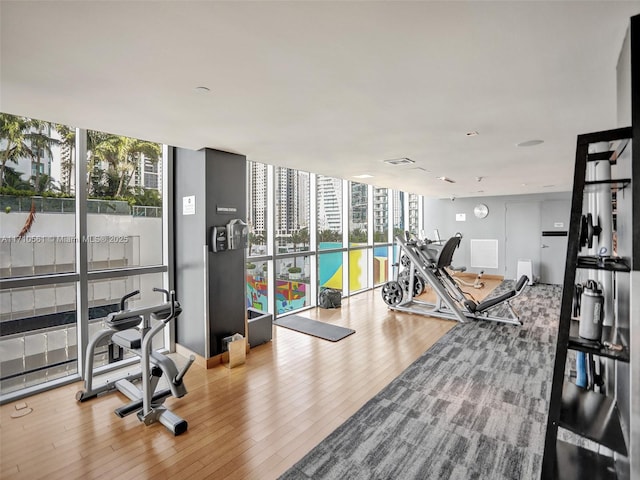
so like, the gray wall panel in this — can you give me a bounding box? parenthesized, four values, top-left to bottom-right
(423, 192, 571, 281)
(174, 147, 207, 356)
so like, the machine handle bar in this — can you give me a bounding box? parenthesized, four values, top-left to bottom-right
(120, 290, 140, 310)
(153, 287, 170, 301)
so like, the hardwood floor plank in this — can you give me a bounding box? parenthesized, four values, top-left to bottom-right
(0, 283, 508, 479)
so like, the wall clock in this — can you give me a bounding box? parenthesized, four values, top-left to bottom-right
(474, 203, 489, 219)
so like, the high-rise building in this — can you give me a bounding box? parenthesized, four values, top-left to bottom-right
(247, 161, 268, 234)
(317, 175, 342, 232)
(373, 187, 388, 234)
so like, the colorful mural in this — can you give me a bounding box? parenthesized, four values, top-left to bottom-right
(319, 250, 343, 290)
(276, 280, 308, 314)
(349, 249, 367, 292)
(246, 273, 268, 311)
(373, 245, 389, 284)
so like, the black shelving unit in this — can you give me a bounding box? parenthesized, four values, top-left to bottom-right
(568, 320, 629, 362)
(541, 15, 638, 479)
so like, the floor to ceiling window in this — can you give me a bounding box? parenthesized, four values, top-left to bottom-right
(349, 182, 369, 293)
(246, 161, 269, 312)
(274, 167, 311, 314)
(0, 114, 169, 401)
(373, 187, 390, 285)
(246, 165, 423, 316)
(1, 115, 79, 395)
(317, 175, 343, 292)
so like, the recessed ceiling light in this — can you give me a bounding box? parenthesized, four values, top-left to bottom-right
(437, 176, 456, 183)
(383, 158, 414, 165)
(521, 183, 527, 186)
(516, 139, 544, 147)
(466, 131, 479, 136)
(353, 174, 374, 179)
(194, 86, 211, 93)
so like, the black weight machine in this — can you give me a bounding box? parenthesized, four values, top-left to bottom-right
(77, 288, 195, 435)
(381, 232, 529, 326)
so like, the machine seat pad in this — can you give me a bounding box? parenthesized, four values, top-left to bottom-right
(436, 236, 462, 269)
(474, 276, 528, 313)
(106, 314, 142, 331)
(151, 304, 182, 321)
(112, 329, 141, 349)
(515, 275, 529, 292)
(476, 291, 515, 312)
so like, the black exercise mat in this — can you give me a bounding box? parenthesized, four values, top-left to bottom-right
(273, 315, 355, 342)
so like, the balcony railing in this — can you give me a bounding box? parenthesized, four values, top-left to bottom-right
(0, 195, 161, 217)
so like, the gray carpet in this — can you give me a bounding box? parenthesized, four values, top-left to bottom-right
(279, 282, 561, 480)
(274, 315, 356, 342)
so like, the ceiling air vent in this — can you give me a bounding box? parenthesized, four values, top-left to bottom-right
(383, 157, 415, 166)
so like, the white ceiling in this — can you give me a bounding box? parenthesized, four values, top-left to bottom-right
(1, 1, 638, 198)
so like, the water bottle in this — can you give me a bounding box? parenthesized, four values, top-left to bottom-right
(578, 280, 604, 341)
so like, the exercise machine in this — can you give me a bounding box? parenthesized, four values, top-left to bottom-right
(77, 288, 195, 435)
(448, 266, 484, 289)
(381, 232, 529, 326)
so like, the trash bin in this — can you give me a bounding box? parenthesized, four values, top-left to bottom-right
(247, 308, 273, 348)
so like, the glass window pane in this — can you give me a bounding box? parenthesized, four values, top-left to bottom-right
(275, 255, 310, 314)
(373, 187, 388, 244)
(0, 284, 78, 395)
(349, 182, 368, 246)
(246, 259, 269, 311)
(0, 114, 76, 278)
(275, 168, 310, 254)
(393, 190, 405, 239)
(319, 252, 343, 291)
(317, 175, 343, 250)
(374, 245, 390, 285)
(408, 193, 420, 234)
(247, 161, 268, 256)
(87, 272, 166, 369)
(349, 249, 368, 292)
(86, 130, 163, 270)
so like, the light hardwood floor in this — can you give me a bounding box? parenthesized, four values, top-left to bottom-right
(0, 279, 501, 480)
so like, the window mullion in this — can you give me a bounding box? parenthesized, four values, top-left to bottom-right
(75, 128, 89, 378)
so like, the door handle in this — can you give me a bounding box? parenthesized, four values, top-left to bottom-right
(541, 244, 549, 248)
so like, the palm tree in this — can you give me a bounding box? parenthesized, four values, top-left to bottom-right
(26, 119, 59, 193)
(319, 228, 342, 243)
(291, 227, 309, 252)
(1, 165, 31, 190)
(88, 134, 161, 197)
(0, 113, 34, 188)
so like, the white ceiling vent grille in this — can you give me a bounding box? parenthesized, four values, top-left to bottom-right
(383, 157, 415, 166)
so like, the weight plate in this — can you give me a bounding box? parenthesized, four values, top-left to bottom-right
(400, 254, 411, 267)
(413, 274, 425, 296)
(579, 214, 588, 247)
(381, 281, 403, 306)
(397, 270, 411, 291)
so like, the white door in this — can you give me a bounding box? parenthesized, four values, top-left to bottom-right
(539, 200, 571, 284)
(505, 202, 541, 281)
